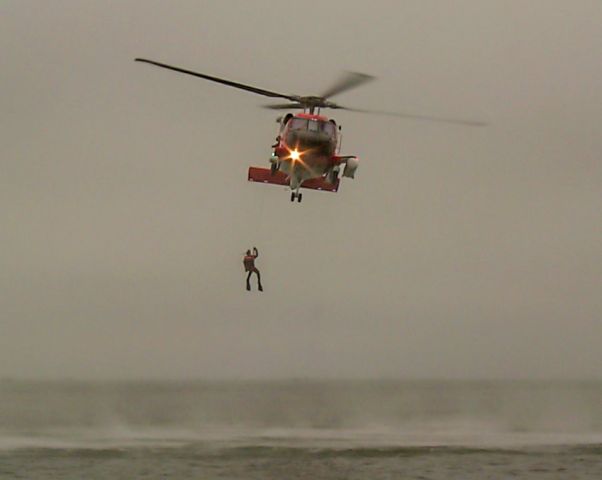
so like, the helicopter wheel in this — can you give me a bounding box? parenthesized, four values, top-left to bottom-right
(290, 192, 295, 202)
(297, 193, 303, 203)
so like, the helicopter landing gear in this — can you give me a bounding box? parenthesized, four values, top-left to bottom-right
(328, 167, 339, 185)
(290, 191, 302, 203)
(270, 161, 279, 175)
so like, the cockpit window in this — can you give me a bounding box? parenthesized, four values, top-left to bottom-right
(321, 121, 336, 136)
(289, 118, 308, 130)
(311, 120, 325, 132)
(289, 118, 336, 137)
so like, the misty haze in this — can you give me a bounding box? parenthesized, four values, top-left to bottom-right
(1, 1, 601, 478)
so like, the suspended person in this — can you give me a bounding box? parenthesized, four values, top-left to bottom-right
(243, 247, 263, 292)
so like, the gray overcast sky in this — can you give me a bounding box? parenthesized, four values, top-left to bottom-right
(1, 0, 600, 380)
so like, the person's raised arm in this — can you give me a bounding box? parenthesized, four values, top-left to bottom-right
(253, 247, 258, 258)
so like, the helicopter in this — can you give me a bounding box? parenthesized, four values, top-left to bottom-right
(135, 58, 485, 202)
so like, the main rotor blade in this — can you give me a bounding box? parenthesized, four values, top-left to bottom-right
(135, 58, 298, 101)
(336, 106, 487, 126)
(320, 71, 375, 99)
(263, 103, 305, 110)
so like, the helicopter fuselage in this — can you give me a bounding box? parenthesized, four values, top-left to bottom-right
(271, 113, 349, 192)
(246, 112, 359, 201)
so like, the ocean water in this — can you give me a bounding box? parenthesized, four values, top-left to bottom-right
(0, 380, 600, 479)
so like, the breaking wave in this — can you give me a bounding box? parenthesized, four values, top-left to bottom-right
(1, 380, 601, 452)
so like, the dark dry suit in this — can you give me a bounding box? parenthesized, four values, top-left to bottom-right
(243, 247, 263, 292)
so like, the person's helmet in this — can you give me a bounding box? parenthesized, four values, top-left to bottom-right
(246, 250, 251, 255)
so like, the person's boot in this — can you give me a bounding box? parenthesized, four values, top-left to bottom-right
(246, 282, 251, 291)
(258, 284, 263, 292)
